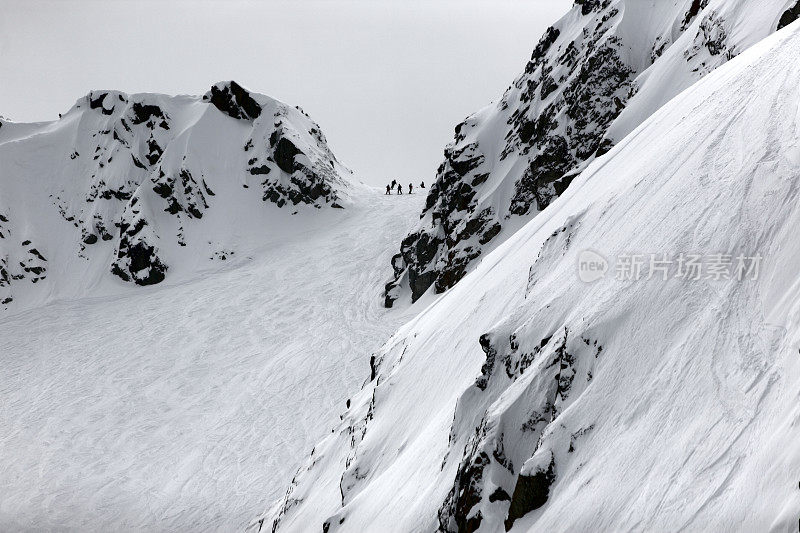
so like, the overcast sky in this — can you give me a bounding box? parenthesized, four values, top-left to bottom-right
(1, 0, 571, 185)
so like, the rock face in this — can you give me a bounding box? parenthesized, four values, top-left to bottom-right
(384, 0, 790, 307)
(0, 82, 353, 307)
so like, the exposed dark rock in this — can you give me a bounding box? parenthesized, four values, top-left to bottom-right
(574, 0, 611, 16)
(89, 92, 114, 115)
(116, 241, 166, 285)
(448, 144, 485, 177)
(28, 248, 47, 262)
(489, 487, 511, 503)
(504, 455, 555, 531)
(130, 102, 167, 126)
(540, 73, 558, 100)
(510, 136, 574, 215)
(681, 0, 707, 30)
(131, 154, 147, 169)
(778, 1, 800, 30)
(154, 168, 208, 218)
(697, 12, 729, 56)
(249, 165, 271, 175)
(99, 186, 133, 201)
(204, 81, 262, 120)
(165, 198, 181, 214)
(438, 451, 490, 533)
(475, 333, 498, 391)
(479, 222, 502, 245)
(274, 137, 302, 174)
(153, 181, 173, 199)
(261, 168, 338, 208)
(595, 138, 615, 157)
(529, 26, 560, 68)
(146, 138, 163, 165)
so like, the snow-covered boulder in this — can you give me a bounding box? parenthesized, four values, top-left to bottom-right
(385, 0, 797, 307)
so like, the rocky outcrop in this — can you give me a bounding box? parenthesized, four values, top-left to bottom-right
(384, 0, 776, 307)
(109, 196, 168, 286)
(504, 452, 555, 531)
(0, 211, 48, 308)
(778, 1, 800, 30)
(435, 316, 602, 532)
(273, 135, 301, 174)
(204, 80, 263, 120)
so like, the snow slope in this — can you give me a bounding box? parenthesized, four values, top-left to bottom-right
(0, 81, 354, 312)
(0, 187, 426, 531)
(385, 0, 800, 307)
(265, 20, 800, 533)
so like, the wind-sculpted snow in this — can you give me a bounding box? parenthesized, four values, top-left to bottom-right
(0, 188, 426, 531)
(385, 0, 793, 307)
(0, 81, 352, 309)
(265, 22, 800, 532)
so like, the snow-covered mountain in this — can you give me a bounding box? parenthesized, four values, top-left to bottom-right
(0, 81, 353, 312)
(384, 0, 800, 307)
(262, 17, 800, 533)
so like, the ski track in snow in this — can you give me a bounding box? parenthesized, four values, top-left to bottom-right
(0, 188, 425, 531)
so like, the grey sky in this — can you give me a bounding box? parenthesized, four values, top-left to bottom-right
(1, 0, 571, 185)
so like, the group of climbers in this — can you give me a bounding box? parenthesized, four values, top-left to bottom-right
(385, 180, 425, 195)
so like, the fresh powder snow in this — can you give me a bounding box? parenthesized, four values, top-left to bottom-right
(0, 185, 425, 530)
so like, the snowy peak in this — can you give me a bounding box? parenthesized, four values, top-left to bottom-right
(0, 83, 354, 310)
(384, 0, 799, 307)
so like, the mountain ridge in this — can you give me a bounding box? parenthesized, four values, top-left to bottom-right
(0, 81, 356, 312)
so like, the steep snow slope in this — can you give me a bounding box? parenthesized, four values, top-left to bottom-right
(385, 0, 800, 306)
(0, 187, 426, 531)
(0, 81, 353, 312)
(265, 22, 800, 533)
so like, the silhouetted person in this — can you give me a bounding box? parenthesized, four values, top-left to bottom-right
(385, 184, 391, 195)
(391, 179, 397, 190)
(409, 183, 413, 194)
(398, 184, 403, 194)
(420, 181, 425, 188)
